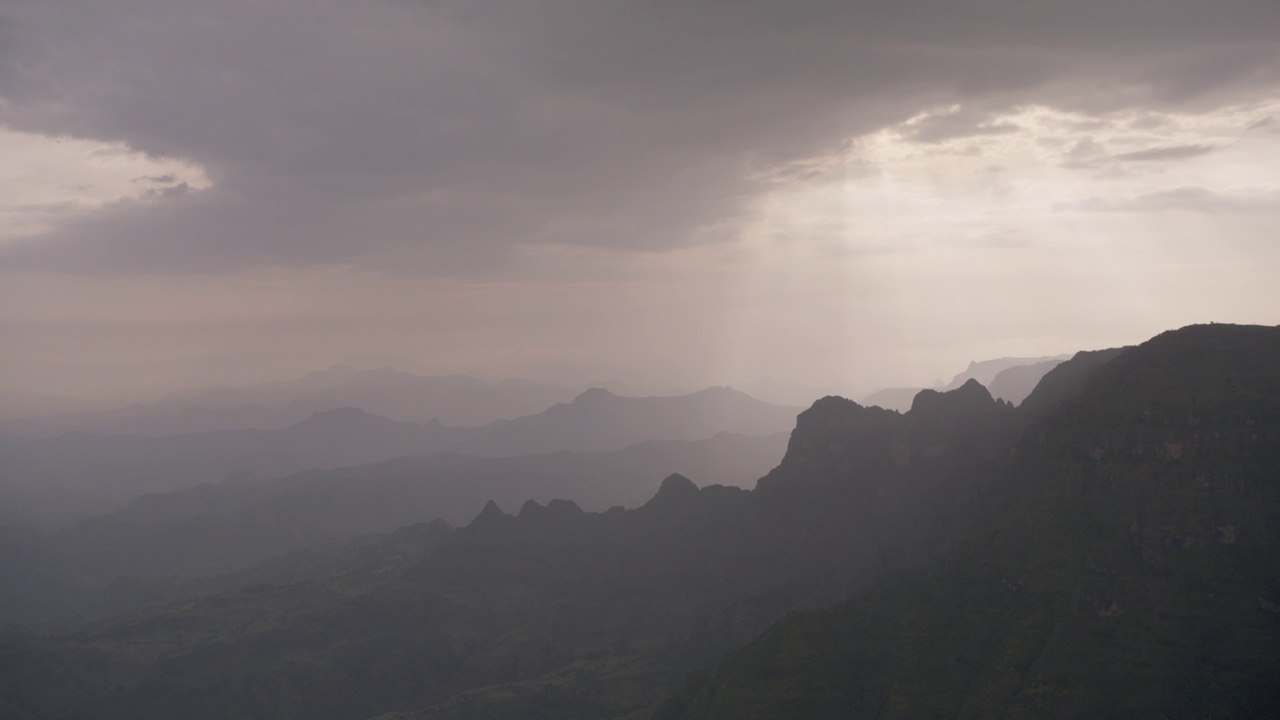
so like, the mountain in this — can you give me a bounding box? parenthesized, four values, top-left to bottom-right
(862, 355, 1069, 411)
(673, 324, 1280, 719)
(0, 369, 582, 439)
(0, 358, 1031, 719)
(0, 371, 1022, 719)
(185, 367, 582, 427)
(0, 389, 799, 528)
(0, 401, 326, 440)
(985, 357, 1063, 405)
(942, 354, 1070, 391)
(0, 432, 789, 629)
(1, 324, 1274, 720)
(0, 409, 454, 528)
(118, 431, 790, 529)
(451, 386, 800, 456)
(858, 386, 922, 413)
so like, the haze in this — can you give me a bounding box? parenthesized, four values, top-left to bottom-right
(2, 1, 1279, 409)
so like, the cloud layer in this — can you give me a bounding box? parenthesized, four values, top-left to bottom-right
(1, 1, 1279, 401)
(2, 0, 1278, 273)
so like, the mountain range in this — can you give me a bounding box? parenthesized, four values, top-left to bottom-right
(0, 368, 583, 439)
(0, 387, 799, 528)
(0, 324, 1275, 719)
(862, 354, 1071, 411)
(0, 431, 789, 630)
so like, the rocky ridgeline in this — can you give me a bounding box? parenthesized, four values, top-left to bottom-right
(676, 324, 1280, 720)
(4, 324, 1277, 720)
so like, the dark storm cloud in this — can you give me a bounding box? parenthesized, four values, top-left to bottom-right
(1, 0, 1278, 273)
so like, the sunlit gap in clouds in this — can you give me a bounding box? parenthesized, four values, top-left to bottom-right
(0, 126, 211, 243)
(725, 99, 1280, 391)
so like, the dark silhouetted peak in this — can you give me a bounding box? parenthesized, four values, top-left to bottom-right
(1026, 324, 1280, 428)
(805, 395, 863, 418)
(903, 380, 1018, 463)
(469, 499, 511, 528)
(789, 396, 899, 438)
(1019, 347, 1127, 421)
(1115, 323, 1280, 397)
(643, 473, 699, 511)
(519, 498, 585, 522)
(762, 382, 1019, 500)
(908, 378, 995, 419)
(545, 499, 583, 515)
(764, 397, 902, 481)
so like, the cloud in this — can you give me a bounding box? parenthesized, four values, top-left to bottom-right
(0, 0, 1279, 274)
(899, 107, 1022, 144)
(1114, 144, 1217, 162)
(1058, 185, 1280, 213)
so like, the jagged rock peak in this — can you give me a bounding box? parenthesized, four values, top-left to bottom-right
(908, 378, 997, 418)
(792, 395, 898, 432)
(517, 498, 583, 519)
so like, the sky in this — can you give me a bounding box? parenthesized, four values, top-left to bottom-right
(1, 0, 1279, 408)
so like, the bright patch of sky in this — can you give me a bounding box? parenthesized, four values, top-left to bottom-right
(749, 101, 1280, 257)
(694, 100, 1280, 391)
(0, 126, 210, 242)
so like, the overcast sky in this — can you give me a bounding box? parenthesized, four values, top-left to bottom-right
(2, 0, 1279, 407)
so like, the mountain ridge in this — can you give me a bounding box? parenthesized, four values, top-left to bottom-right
(0, 387, 799, 528)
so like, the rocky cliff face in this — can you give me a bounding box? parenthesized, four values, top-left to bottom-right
(680, 324, 1280, 720)
(759, 379, 1017, 496)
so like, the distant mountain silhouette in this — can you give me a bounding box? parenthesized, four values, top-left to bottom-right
(0, 388, 799, 527)
(0, 402, 324, 440)
(862, 354, 1069, 411)
(5, 325, 1275, 720)
(0, 432, 788, 627)
(0, 368, 581, 438)
(452, 386, 800, 456)
(858, 386, 921, 413)
(985, 357, 1063, 405)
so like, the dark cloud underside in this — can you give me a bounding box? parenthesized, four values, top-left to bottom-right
(0, 0, 1277, 273)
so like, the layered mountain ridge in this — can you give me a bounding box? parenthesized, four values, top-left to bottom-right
(676, 324, 1280, 719)
(0, 387, 800, 528)
(0, 324, 1275, 720)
